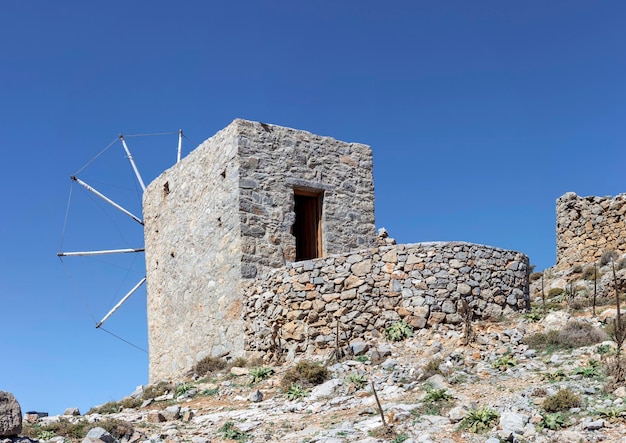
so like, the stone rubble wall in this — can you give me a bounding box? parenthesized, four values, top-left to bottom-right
(243, 242, 529, 358)
(556, 192, 626, 270)
(235, 119, 377, 279)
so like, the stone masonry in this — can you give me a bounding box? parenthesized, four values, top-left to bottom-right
(556, 192, 626, 269)
(143, 119, 376, 382)
(244, 242, 529, 359)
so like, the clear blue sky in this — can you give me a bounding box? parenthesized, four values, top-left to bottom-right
(1, 1, 624, 415)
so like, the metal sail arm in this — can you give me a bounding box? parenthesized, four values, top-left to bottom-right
(57, 247, 145, 257)
(70, 176, 144, 225)
(177, 129, 183, 163)
(119, 135, 146, 192)
(96, 276, 147, 328)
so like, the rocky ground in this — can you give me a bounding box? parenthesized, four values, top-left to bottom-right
(9, 262, 626, 443)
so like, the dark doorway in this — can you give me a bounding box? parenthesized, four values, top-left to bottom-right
(293, 189, 323, 261)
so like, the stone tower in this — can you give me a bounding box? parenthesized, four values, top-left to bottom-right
(143, 119, 376, 381)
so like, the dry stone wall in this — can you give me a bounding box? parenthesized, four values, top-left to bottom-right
(243, 242, 529, 358)
(235, 119, 376, 279)
(556, 192, 626, 269)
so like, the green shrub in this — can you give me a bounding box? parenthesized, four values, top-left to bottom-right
(218, 421, 249, 441)
(281, 360, 329, 389)
(249, 367, 274, 384)
(201, 387, 219, 396)
(383, 320, 413, 342)
(539, 412, 568, 430)
(285, 384, 308, 400)
(457, 406, 499, 433)
(571, 360, 601, 378)
(492, 354, 517, 371)
(543, 388, 582, 412)
(174, 382, 196, 397)
(346, 373, 368, 390)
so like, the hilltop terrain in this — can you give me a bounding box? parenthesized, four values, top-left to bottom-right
(12, 261, 626, 443)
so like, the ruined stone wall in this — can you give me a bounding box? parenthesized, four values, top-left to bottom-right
(556, 192, 626, 270)
(243, 242, 529, 358)
(144, 123, 244, 382)
(235, 120, 377, 279)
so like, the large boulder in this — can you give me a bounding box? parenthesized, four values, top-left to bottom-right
(0, 391, 22, 437)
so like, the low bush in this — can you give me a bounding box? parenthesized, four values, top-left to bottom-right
(582, 266, 599, 280)
(523, 321, 606, 352)
(383, 320, 413, 342)
(249, 367, 274, 384)
(530, 272, 543, 282)
(191, 356, 227, 376)
(86, 401, 120, 415)
(142, 381, 173, 399)
(457, 406, 499, 433)
(281, 360, 329, 389)
(543, 388, 582, 412)
(600, 251, 619, 266)
(421, 357, 443, 379)
(548, 287, 564, 297)
(571, 265, 583, 274)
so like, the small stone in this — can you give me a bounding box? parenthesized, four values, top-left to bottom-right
(146, 411, 165, 423)
(162, 405, 180, 421)
(63, 407, 80, 416)
(585, 419, 605, 430)
(82, 427, 117, 443)
(250, 390, 263, 403)
(350, 341, 369, 356)
(381, 359, 398, 370)
(230, 366, 250, 376)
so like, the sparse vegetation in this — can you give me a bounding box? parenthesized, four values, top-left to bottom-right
(571, 360, 601, 378)
(249, 366, 274, 384)
(218, 421, 249, 442)
(142, 381, 173, 399)
(192, 355, 228, 376)
(583, 265, 599, 280)
(457, 405, 500, 433)
(421, 357, 443, 379)
(492, 354, 517, 371)
(383, 320, 413, 342)
(346, 373, 368, 390)
(174, 382, 196, 397)
(523, 320, 606, 352)
(542, 388, 582, 413)
(285, 384, 308, 400)
(600, 250, 619, 267)
(281, 360, 329, 389)
(530, 272, 543, 282)
(22, 418, 133, 442)
(548, 287, 564, 297)
(86, 401, 120, 415)
(539, 412, 568, 430)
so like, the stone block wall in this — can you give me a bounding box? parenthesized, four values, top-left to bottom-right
(144, 123, 244, 382)
(556, 192, 626, 269)
(235, 119, 376, 279)
(243, 242, 529, 358)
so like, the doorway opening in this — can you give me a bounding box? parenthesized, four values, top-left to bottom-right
(293, 189, 323, 261)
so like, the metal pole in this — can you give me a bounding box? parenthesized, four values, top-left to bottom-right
(177, 129, 183, 163)
(119, 135, 146, 192)
(96, 277, 147, 328)
(57, 248, 145, 257)
(71, 176, 144, 225)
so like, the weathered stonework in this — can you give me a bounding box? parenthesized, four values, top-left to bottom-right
(243, 242, 529, 358)
(556, 192, 626, 269)
(143, 119, 376, 382)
